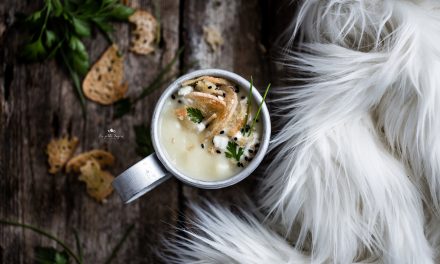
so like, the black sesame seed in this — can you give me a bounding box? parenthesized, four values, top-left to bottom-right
(255, 143, 260, 148)
(216, 150, 221, 154)
(171, 94, 176, 100)
(241, 96, 245, 99)
(248, 149, 254, 154)
(178, 100, 182, 103)
(208, 86, 212, 89)
(244, 156, 249, 161)
(220, 130, 224, 134)
(201, 144, 204, 149)
(234, 86, 240, 93)
(223, 93, 226, 97)
(233, 137, 237, 141)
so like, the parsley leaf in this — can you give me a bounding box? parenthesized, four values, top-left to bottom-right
(187, 107, 204, 123)
(225, 141, 244, 162)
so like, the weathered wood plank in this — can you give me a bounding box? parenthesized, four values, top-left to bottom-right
(0, 0, 180, 263)
(180, 0, 270, 204)
(0, 0, 291, 262)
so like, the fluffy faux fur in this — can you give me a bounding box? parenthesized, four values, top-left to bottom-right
(162, 0, 440, 263)
(261, 43, 432, 263)
(375, 1, 440, 212)
(161, 202, 310, 264)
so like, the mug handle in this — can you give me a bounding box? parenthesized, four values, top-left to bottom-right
(112, 153, 171, 203)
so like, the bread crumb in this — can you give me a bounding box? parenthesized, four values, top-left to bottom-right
(203, 26, 224, 52)
(129, 10, 157, 55)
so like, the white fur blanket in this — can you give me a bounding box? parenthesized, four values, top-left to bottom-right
(162, 1, 440, 263)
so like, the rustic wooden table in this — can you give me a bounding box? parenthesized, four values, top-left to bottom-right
(0, 0, 292, 263)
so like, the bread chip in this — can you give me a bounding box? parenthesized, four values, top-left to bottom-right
(66, 150, 115, 173)
(203, 26, 224, 51)
(79, 159, 114, 202)
(205, 86, 238, 138)
(46, 136, 79, 174)
(128, 10, 157, 55)
(185, 92, 226, 116)
(83, 44, 127, 105)
(195, 80, 226, 96)
(227, 99, 247, 136)
(181, 76, 232, 87)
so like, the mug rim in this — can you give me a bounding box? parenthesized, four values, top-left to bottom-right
(151, 69, 271, 189)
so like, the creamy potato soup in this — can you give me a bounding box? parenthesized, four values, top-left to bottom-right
(159, 76, 262, 181)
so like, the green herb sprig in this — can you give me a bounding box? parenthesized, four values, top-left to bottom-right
(19, 0, 135, 113)
(248, 83, 271, 136)
(0, 219, 134, 264)
(187, 107, 204, 123)
(225, 141, 244, 162)
(243, 79, 271, 137)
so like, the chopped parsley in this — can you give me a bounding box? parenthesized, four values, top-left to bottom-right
(187, 107, 204, 123)
(225, 141, 244, 162)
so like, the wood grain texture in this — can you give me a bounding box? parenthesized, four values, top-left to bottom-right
(179, 0, 272, 205)
(0, 0, 287, 263)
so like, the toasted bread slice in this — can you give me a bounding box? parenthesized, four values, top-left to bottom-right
(128, 10, 157, 55)
(79, 159, 114, 202)
(83, 44, 127, 105)
(185, 92, 226, 116)
(205, 86, 238, 138)
(194, 80, 224, 96)
(227, 99, 247, 137)
(46, 136, 79, 174)
(181, 76, 232, 87)
(66, 150, 115, 173)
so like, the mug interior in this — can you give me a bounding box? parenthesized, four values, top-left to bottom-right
(151, 69, 271, 189)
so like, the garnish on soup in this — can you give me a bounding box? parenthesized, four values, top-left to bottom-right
(159, 75, 268, 181)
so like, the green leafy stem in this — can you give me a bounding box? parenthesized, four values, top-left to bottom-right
(243, 77, 271, 137)
(19, 0, 135, 115)
(0, 219, 134, 264)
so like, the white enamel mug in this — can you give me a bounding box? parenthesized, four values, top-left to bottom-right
(112, 69, 271, 203)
